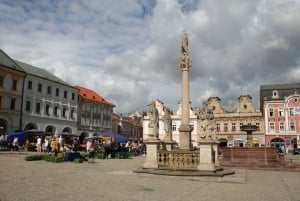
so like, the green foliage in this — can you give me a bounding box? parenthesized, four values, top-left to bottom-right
(114, 152, 121, 159)
(0, 147, 10, 151)
(27, 144, 36, 152)
(74, 158, 83, 163)
(95, 152, 105, 159)
(25, 154, 63, 163)
(25, 155, 44, 161)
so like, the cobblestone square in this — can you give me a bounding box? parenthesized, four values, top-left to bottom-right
(1, 152, 300, 201)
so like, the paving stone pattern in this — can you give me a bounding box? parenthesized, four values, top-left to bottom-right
(0, 152, 300, 201)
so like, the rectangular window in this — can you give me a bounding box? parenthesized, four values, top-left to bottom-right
(36, 102, 41, 114)
(256, 123, 260, 131)
(0, 96, 2, 108)
(216, 124, 220, 132)
(279, 108, 284, 117)
(56, 88, 59, 96)
(280, 122, 285, 131)
(25, 100, 31, 112)
(172, 124, 176, 131)
(64, 90, 67, 99)
(71, 108, 75, 120)
(290, 108, 294, 116)
(72, 92, 75, 100)
(37, 83, 42, 92)
(12, 80, 17, 90)
(232, 123, 236, 131)
(290, 122, 295, 131)
(224, 123, 228, 132)
(270, 122, 275, 131)
(0, 75, 3, 88)
(54, 106, 59, 117)
(269, 108, 274, 117)
(27, 80, 32, 90)
(10, 98, 15, 110)
(47, 86, 51, 95)
(45, 104, 50, 116)
(62, 107, 67, 118)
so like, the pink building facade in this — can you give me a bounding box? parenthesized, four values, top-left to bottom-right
(261, 84, 300, 150)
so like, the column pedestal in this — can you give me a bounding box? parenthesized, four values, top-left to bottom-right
(163, 139, 176, 151)
(179, 125, 192, 150)
(197, 140, 217, 171)
(143, 138, 160, 169)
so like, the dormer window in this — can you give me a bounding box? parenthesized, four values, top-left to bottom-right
(272, 90, 279, 98)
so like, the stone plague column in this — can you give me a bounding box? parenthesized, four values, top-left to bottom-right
(179, 32, 192, 150)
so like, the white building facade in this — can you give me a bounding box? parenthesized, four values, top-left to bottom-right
(16, 60, 79, 135)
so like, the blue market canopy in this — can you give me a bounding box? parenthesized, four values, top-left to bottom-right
(8, 131, 27, 145)
(99, 131, 129, 143)
(25, 129, 47, 136)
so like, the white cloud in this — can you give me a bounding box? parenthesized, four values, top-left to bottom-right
(262, 38, 289, 50)
(1, 0, 300, 114)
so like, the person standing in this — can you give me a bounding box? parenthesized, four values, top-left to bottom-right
(44, 138, 49, 153)
(53, 138, 59, 156)
(58, 136, 63, 152)
(12, 137, 19, 153)
(86, 139, 92, 152)
(36, 136, 42, 152)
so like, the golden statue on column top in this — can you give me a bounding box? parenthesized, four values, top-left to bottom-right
(180, 31, 192, 69)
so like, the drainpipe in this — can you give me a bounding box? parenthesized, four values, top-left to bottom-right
(19, 74, 26, 131)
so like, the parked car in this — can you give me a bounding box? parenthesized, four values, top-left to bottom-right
(292, 148, 300, 155)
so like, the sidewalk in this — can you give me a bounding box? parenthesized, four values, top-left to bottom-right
(0, 153, 300, 201)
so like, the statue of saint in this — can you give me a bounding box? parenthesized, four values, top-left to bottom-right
(199, 101, 215, 140)
(163, 107, 172, 140)
(148, 101, 159, 138)
(181, 31, 188, 55)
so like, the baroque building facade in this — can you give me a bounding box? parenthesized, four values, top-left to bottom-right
(260, 83, 300, 150)
(75, 86, 115, 139)
(0, 50, 26, 134)
(143, 96, 265, 148)
(207, 96, 265, 147)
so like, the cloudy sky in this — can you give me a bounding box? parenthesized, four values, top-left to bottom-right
(1, 0, 300, 114)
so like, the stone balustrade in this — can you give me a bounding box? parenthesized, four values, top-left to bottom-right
(157, 150, 199, 169)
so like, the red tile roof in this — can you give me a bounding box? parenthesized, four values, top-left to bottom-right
(74, 86, 115, 107)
